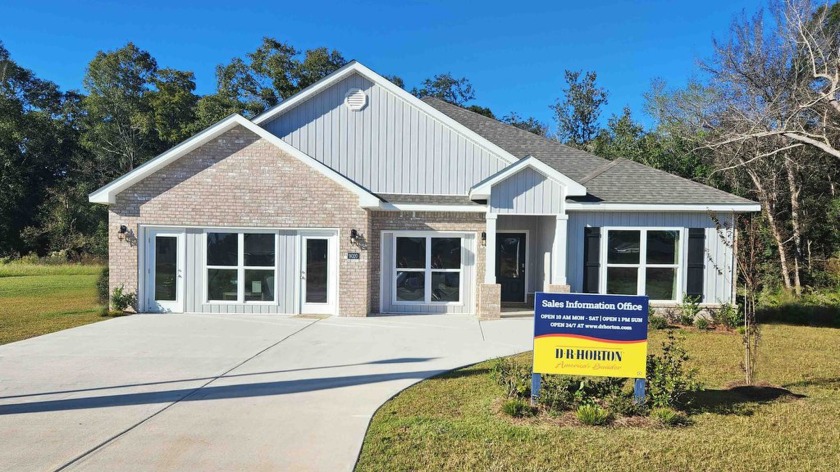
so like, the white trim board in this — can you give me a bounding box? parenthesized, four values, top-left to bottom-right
(565, 203, 761, 213)
(88, 114, 382, 208)
(251, 61, 519, 165)
(378, 203, 487, 213)
(469, 155, 586, 200)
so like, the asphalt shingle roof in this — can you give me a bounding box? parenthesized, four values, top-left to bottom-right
(377, 194, 482, 205)
(423, 97, 755, 205)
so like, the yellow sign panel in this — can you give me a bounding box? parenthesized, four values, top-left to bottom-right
(533, 335, 647, 378)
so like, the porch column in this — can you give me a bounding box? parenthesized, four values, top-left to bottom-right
(551, 214, 569, 286)
(484, 213, 497, 283)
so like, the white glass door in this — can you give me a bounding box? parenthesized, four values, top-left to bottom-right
(146, 229, 185, 313)
(301, 235, 336, 314)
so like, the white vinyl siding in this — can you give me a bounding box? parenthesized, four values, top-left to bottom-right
(152, 228, 328, 314)
(566, 212, 735, 305)
(490, 167, 564, 214)
(262, 73, 510, 195)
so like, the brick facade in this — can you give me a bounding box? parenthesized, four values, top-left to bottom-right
(108, 126, 371, 316)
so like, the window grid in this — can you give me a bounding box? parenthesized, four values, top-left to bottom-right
(601, 228, 683, 301)
(206, 232, 277, 304)
(394, 235, 463, 305)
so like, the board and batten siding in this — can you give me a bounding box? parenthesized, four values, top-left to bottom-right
(490, 168, 564, 214)
(183, 229, 299, 314)
(262, 73, 511, 195)
(380, 232, 477, 314)
(565, 212, 735, 304)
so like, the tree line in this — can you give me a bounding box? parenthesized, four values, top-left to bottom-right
(0, 36, 549, 260)
(1, 0, 838, 296)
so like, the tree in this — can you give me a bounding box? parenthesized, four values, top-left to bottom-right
(383, 74, 405, 88)
(209, 38, 347, 120)
(82, 42, 200, 182)
(467, 105, 495, 118)
(82, 42, 161, 182)
(150, 68, 198, 145)
(650, 78, 804, 291)
(551, 70, 608, 147)
(501, 112, 549, 136)
(700, 0, 840, 161)
(411, 73, 475, 106)
(591, 107, 647, 161)
(0, 42, 79, 255)
(658, 0, 840, 294)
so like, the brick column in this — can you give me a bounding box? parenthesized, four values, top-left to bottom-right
(478, 283, 501, 319)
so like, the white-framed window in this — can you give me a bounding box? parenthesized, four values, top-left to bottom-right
(393, 234, 463, 304)
(205, 231, 277, 303)
(600, 228, 683, 301)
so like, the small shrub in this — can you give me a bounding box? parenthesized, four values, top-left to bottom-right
(110, 285, 137, 312)
(714, 303, 743, 329)
(646, 331, 701, 409)
(490, 357, 531, 399)
(650, 407, 689, 426)
(96, 267, 110, 306)
(755, 288, 840, 327)
(576, 404, 612, 425)
(501, 398, 535, 418)
(605, 390, 646, 417)
(649, 315, 669, 330)
(694, 317, 709, 330)
(43, 250, 70, 265)
(18, 253, 39, 264)
(537, 375, 578, 412)
(679, 295, 701, 325)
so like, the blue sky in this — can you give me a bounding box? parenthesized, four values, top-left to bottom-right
(3, 0, 765, 130)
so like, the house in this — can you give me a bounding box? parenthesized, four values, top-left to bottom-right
(89, 61, 760, 318)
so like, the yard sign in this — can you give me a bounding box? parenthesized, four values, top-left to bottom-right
(533, 292, 649, 379)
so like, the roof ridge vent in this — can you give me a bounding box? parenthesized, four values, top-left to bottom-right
(344, 88, 368, 111)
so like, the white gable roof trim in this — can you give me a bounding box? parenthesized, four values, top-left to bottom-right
(565, 202, 762, 212)
(469, 155, 587, 200)
(88, 114, 382, 208)
(252, 61, 519, 165)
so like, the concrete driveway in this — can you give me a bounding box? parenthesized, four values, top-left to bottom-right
(0, 314, 533, 471)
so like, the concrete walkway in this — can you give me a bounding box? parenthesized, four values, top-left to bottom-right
(0, 314, 534, 471)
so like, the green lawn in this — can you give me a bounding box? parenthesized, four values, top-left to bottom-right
(0, 263, 106, 345)
(357, 325, 840, 471)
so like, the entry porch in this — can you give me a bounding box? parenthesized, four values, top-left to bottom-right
(480, 213, 571, 319)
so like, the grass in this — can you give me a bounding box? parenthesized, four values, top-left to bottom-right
(0, 263, 107, 345)
(356, 325, 840, 471)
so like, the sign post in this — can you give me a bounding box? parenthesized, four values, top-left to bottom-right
(532, 292, 649, 405)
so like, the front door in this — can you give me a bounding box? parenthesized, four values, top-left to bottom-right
(496, 233, 526, 302)
(146, 229, 185, 313)
(301, 235, 335, 314)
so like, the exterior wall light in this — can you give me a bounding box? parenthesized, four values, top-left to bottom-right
(118, 225, 128, 241)
(481, 231, 487, 247)
(348, 229, 367, 249)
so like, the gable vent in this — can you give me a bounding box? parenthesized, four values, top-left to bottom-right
(344, 88, 368, 111)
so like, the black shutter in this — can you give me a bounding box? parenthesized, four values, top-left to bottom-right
(686, 228, 705, 300)
(583, 227, 601, 293)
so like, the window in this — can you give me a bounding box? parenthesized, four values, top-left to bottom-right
(395, 235, 462, 304)
(603, 229, 681, 301)
(206, 232, 276, 303)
